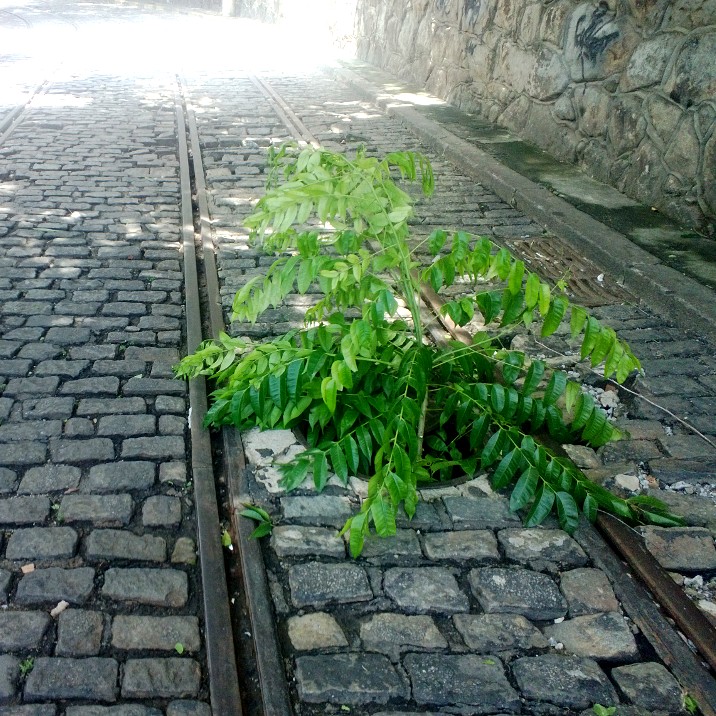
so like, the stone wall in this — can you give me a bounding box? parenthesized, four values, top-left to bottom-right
(354, 0, 716, 236)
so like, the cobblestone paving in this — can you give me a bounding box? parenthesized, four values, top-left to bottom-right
(1, 2, 716, 714)
(0, 4, 212, 713)
(188, 66, 716, 714)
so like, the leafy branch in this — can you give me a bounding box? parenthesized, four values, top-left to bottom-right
(176, 145, 682, 555)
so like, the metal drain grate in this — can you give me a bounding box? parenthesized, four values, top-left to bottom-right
(503, 237, 634, 307)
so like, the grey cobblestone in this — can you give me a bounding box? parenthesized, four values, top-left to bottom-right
(111, 616, 201, 652)
(5, 527, 79, 561)
(121, 659, 200, 699)
(0, 611, 51, 651)
(102, 568, 188, 607)
(60, 494, 134, 526)
(56, 610, 105, 656)
(0, 495, 50, 524)
(24, 657, 118, 702)
(16, 567, 95, 606)
(0, 654, 19, 704)
(142, 495, 182, 527)
(453, 613, 548, 652)
(288, 562, 372, 607)
(295, 653, 408, 704)
(383, 567, 469, 614)
(17, 465, 81, 494)
(86, 529, 166, 562)
(405, 654, 519, 710)
(83, 462, 155, 493)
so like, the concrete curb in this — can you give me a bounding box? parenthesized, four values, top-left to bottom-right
(334, 65, 716, 346)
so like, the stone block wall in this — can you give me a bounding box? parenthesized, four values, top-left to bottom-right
(354, 0, 716, 236)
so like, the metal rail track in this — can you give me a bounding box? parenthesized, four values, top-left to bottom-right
(181, 73, 716, 716)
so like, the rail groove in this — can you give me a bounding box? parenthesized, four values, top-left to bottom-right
(176, 82, 243, 716)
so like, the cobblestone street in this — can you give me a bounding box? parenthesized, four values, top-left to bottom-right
(1, 1, 716, 715)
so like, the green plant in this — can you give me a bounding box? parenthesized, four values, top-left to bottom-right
(684, 694, 699, 715)
(239, 504, 274, 539)
(19, 658, 34, 677)
(593, 705, 617, 716)
(176, 145, 682, 556)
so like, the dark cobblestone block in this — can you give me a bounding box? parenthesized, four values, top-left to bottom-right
(384, 567, 469, 614)
(422, 530, 499, 562)
(0, 467, 18, 494)
(111, 616, 200, 652)
(17, 344, 63, 361)
(4, 377, 60, 399)
(34, 360, 89, 378)
(16, 567, 95, 605)
(121, 659, 200, 699)
(124, 347, 180, 362)
(0, 442, 48, 467)
(512, 654, 618, 709)
(121, 436, 184, 460)
(158, 415, 185, 435)
(469, 567, 567, 620)
(123, 378, 186, 396)
(560, 568, 620, 616)
(6, 527, 79, 561)
(360, 613, 447, 658)
(0, 611, 51, 651)
(97, 415, 156, 437)
(86, 529, 166, 562)
(295, 653, 408, 704)
(24, 657, 118, 702)
(659, 434, 716, 459)
(443, 495, 521, 529)
(453, 613, 548, 652)
(611, 662, 683, 713)
(44, 327, 91, 345)
(22, 397, 75, 420)
(497, 528, 589, 568)
(83, 461, 155, 493)
(649, 457, 716, 485)
(358, 529, 422, 560)
(102, 568, 188, 607)
(405, 654, 519, 711)
(155, 396, 186, 414)
(60, 376, 119, 396)
(76, 397, 147, 416)
(160, 462, 187, 484)
(0, 568, 11, 601)
(66, 707, 162, 716)
(0, 421, 62, 442)
(396, 499, 444, 531)
(600, 439, 663, 465)
(288, 562, 372, 607)
(50, 437, 115, 463)
(166, 702, 211, 716)
(646, 488, 716, 531)
(91, 359, 146, 376)
(142, 495, 182, 527)
(0, 359, 32, 376)
(56, 610, 104, 656)
(271, 525, 345, 558)
(0, 496, 50, 525)
(543, 612, 638, 661)
(61, 494, 133, 526)
(64, 418, 95, 436)
(642, 526, 716, 572)
(18, 465, 81, 494)
(281, 495, 355, 528)
(0, 654, 19, 704)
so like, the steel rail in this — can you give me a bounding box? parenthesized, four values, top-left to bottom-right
(180, 75, 294, 716)
(175, 83, 243, 716)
